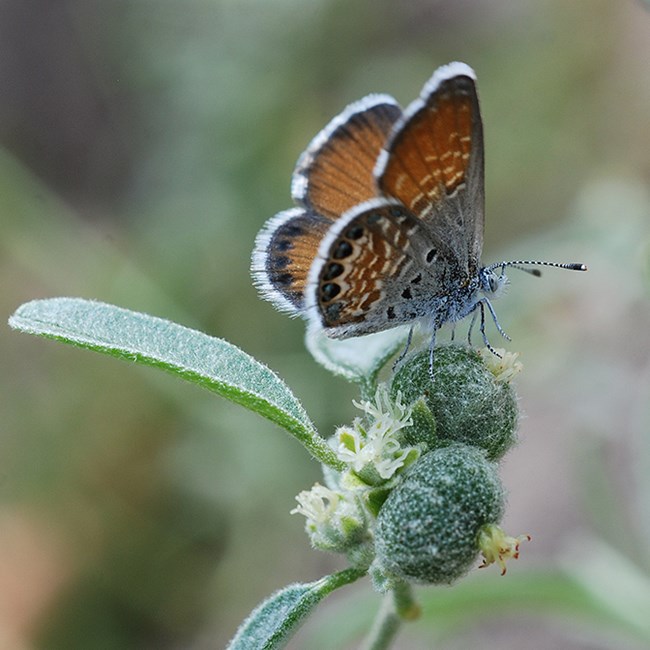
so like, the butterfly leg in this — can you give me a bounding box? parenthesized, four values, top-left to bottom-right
(467, 310, 478, 346)
(482, 297, 511, 342)
(478, 301, 503, 358)
(427, 327, 437, 381)
(392, 324, 415, 372)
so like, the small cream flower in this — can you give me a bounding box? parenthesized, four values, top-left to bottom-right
(479, 348, 523, 383)
(291, 483, 340, 524)
(330, 386, 415, 480)
(478, 524, 531, 575)
(291, 483, 365, 552)
(352, 386, 412, 425)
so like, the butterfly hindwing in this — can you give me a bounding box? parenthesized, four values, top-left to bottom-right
(252, 207, 331, 314)
(253, 96, 404, 314)
(306, 199, 452, 337)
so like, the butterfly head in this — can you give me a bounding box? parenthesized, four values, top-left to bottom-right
(479, 267, 509, 299)
(479, 259, 587, 302)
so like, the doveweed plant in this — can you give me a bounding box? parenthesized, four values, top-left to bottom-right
(8, 298, 531, 649)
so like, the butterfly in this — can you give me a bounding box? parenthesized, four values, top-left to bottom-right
(252, 62, 586, 371)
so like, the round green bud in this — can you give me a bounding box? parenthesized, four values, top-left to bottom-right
(374, 444, 504, 585)
(391, 346, 518, 460)
(399, 397, 437, 449)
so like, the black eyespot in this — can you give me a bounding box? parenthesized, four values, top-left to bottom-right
(275, 272, 293, 286)
(275, 239, 293, 252)
(321, 282, 341, 301)
(323, 262, 344, 280)
(426, 249, 437, 264)
(387, 306, 396, 320)
(284, 224, 303, 237)
(389, 206, 404, 218)
(345, 225, 364, 240)
(333, 241, 353, 259)
(273, 255, 291, 269)
(410, 273, 422, 284)
(401, 287, 412, 300)
(367, 213, 382, 224)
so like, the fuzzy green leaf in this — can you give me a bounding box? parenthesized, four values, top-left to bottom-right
(9, 298, 343, 469)
(227, 567, 365, 650)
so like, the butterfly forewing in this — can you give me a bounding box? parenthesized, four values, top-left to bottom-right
(377, 63, 485, 275)
(292, 96, 402, 220)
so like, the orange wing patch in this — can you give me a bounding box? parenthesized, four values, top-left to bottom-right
(378, 82, 474, 219)
(294, 100, 401, 219)
(254, 209, 330, 312)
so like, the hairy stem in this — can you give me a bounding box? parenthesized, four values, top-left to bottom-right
(361, 581, 419, 650)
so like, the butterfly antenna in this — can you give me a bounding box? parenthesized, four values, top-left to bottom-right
(487, 260, 587, 276)
(509, 265, 542, 277)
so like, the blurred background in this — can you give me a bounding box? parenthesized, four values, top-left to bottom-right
(2, 0, 650, 648)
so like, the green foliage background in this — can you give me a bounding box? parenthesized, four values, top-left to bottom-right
(2, 1, 649, 648)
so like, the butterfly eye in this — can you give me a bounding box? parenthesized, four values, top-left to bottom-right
(488, 274, 500, 293)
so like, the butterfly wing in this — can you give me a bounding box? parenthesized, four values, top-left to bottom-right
(376, 62, 485, 279)
(306, 198, 450, 337)
(292, 95, 402, 219)
(253, 96, 402, 314)
(252, 208, 330, 314)
(254, 63, 484, 332)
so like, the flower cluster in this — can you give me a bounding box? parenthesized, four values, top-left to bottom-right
(330, 386, 419, 482)
(291, 483, 366, 553)
(292, 386, 423, 553)
(293, 345, 530, 583)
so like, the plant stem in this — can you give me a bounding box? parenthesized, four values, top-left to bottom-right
(392, 580, 420, 620)
(360, 592, 401, 650)
(360, 581, 419, 650)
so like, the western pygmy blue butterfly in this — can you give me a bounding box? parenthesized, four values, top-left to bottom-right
(252, 62, 586, 371)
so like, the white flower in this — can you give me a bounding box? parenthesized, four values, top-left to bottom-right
(291, 483, 340, 524)
(331, 385, 415, 481)
(352, 385, 412, 425)
(291, 483, 365, 552)
(478, 524, 531, 575)
(479, 348, 523, 383)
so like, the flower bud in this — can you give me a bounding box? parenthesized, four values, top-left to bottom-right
(391, 346, 518, 460)
(373, 444, 504, 585)
(291, 484, 366, 553)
